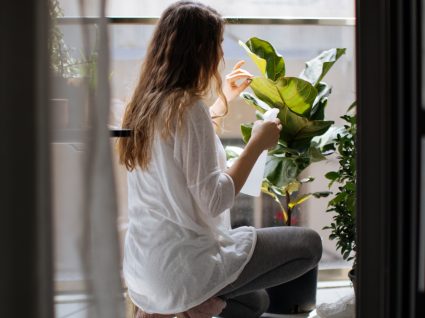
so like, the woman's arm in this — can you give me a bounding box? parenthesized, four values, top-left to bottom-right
(225, 119, 282, 195)
(209, 61, 282, 194)
(175, 102, 237, 217)
(175, 102, 281, 217)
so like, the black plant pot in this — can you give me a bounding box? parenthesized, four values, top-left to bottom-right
(266, 266, 318, 314)
(348, 268, 356, 297)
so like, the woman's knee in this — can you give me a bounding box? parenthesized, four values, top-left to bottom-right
(256, 226, 322, 264)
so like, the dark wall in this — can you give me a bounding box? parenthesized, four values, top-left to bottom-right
(357, 0, 423, 317)
(0, 1, 53, 317)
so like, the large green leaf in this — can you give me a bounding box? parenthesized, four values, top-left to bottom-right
(240, 92, 271, 114)
(276, 77, 317, 117)
(290, 120, 334, 150)
(224, 146, 243, 169)
(241, 106, 333, 151)
(311, 126, 346, 150)
(307, 145, 327, 163)
(315, 82, 332, 102)
(299, 48, 346, 86)
(310, 97, 328, 121)
(310, 82, 331, 120)
(241, 123, 253, 144)
(250, 77, 317, 117)
(239, 40, 267, 77)
(225, 146, 243, 161)
(250, 77, 284, 108)
(240, 37, 285, 80)
(277, 104, 333, 150)
(265, 155, 298, 188)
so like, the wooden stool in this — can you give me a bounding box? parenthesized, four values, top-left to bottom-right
(125, 292, 226, 318)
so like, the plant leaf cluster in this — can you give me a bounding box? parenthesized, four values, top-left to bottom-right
(235, 37, 345, 224)
(324, 103, 357, 265)
(49, 0, 79, 77)
(49, 0, 98, 80)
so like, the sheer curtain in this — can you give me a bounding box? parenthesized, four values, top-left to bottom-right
(51, 0, 124, 317)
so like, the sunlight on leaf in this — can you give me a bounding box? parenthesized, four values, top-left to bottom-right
(240, 92, 271, 114)
(239, 40, 268, 77)
(299, 48, 346, 86)
(240, 37, 285, 80)
(241, 123, 253, 144)
(276, 77, 317, 117)
(261, 181, 289, 223)
(288, 194, 312, 209)
(250, 77, 284, 108)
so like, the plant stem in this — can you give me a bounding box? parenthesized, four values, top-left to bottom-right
(285, 190, 292, 226)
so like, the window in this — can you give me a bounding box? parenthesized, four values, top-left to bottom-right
(59, 0, 354, 18)
(53, 0, 356, 293)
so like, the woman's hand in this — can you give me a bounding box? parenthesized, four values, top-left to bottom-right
(209, 60, 253, 132)
(225, 118, 282, 194)
(250, 119, 282, 151)
(222, 60, 254, 103)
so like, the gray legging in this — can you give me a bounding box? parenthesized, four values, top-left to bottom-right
(215, 226, 322, 318)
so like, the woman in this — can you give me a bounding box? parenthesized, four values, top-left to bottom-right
(118, 2, 322, 317)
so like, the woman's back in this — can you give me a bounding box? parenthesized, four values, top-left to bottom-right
(123, 100, 256, 314)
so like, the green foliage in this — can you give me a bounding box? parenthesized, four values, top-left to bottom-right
(49, 0, 77, 77)
(241, 37, 285, 80)
(299, 48, 346, 86)
(49, 0, 98, 80)
(236, 37, 345, 224)
(324, 103, 357, 266)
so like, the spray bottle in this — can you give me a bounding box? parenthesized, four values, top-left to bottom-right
(240, 108, 280, 196)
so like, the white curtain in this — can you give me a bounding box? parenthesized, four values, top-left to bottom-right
(51, 0, 124, 317)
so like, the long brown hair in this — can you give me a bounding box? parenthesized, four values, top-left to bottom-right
(118, 1, 227, 171)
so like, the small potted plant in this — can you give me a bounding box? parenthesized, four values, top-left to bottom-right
(324, 102, 357, 293)
(49, 0, 98, 130)
(49, 0, 79, 79)
(226, 37, 346, 314)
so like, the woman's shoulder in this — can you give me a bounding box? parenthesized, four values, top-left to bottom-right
(185, 99, 210, 121)
(180, 99, 214, 134)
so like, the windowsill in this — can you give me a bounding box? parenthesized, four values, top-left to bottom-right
(54, 268, 352, 295)
(318, 267, 351, 282)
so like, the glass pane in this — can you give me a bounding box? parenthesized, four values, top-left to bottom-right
(52, 16, 356, 295)
(58, 0, 354, 18)
(107, 23, 356, 271)
(51, 22, 91, 292)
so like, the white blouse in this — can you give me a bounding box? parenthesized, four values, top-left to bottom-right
(123, 100, 256, 314)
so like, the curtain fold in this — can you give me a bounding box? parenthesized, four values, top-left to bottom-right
(82, 0, 124, 317)
(50, 0, 125, 316)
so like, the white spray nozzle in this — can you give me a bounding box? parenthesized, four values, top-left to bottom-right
(263, 108, 280, 121)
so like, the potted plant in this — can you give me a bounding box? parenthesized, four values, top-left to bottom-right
(49, 0, 98, 130)
(49, 0, 79, 79)
(226, 37, 346, 314)
(324, 102, 357, 292)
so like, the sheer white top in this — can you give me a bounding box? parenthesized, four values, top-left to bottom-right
(123, 100, 256, 314)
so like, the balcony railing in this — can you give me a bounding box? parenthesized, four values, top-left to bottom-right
(58, 16, 355, 26)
